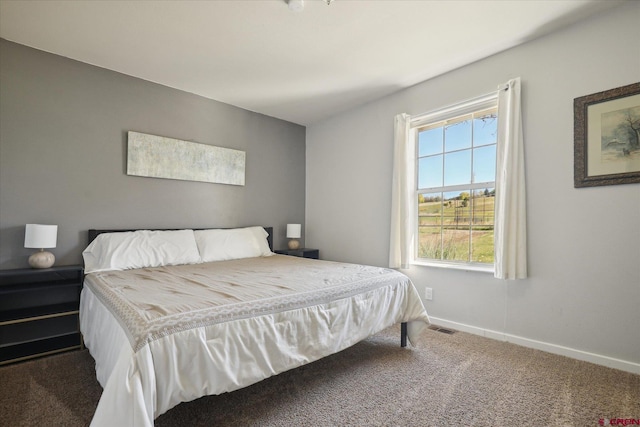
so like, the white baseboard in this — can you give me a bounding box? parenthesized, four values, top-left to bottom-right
(428, 316, 640, 375)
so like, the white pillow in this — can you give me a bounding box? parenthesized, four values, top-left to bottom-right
(246, 226, 274, 257)
(83, 229, 201, 274)
(194, 227, 273, 262)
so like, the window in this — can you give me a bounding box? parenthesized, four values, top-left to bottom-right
(390, 78, 526, 278)
(415, 104, 497, 267)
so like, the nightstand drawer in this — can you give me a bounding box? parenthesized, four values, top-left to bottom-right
(0, 285, 80, 320)
(0, 312, 79, 346)
(0, 333, 82, 364)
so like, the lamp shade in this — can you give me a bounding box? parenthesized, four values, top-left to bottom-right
(24, 224, 58, 249)
(286, 224, 301, 239)
(288, 0, 304, 12)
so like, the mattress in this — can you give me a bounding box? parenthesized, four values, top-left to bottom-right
(80, 255, 429, 426)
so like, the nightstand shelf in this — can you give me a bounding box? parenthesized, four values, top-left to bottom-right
(0, 265, 84, 365)
(275, 248, 319, 259)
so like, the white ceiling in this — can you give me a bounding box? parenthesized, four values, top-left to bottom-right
(0, 0, 625, 126)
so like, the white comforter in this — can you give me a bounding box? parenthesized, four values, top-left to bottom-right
(80, 255, 429, 426)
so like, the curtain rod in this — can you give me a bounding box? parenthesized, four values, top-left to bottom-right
(408, 78, 515, 125)
(409, 90, 498, 125)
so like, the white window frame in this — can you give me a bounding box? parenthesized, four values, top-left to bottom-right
(410, 92, 499, 273)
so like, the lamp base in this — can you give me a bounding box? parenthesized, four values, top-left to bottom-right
(288, 239, 300, 250)
(28, 250, 55, 269)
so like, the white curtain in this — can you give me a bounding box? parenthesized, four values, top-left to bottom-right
(389, 113, 414, 269)
(494, 77, 528, 279)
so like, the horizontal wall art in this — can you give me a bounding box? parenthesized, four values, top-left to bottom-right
(127, 132, 246, 186)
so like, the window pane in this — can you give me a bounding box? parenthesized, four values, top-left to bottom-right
(418, 192, 443, 259)
(418, 155, 443, 189)
(441, 228, 470, 262)
(470, 188, 495, 226)
(444, 150, 471, 186)
(471, 226, 494, 263)
(418, 128, 443, 157)
(473, 114, 497, 146)
(444, 119, 471, 152)
(451, 191, 471, 227)
(418, 192, 442, 226)
(441, 190, 470, 261)
(473, 144, 496, 183)
(418, 227, 442, 260)
(470, 188, 495, 263)
(442, 190, 470, 226)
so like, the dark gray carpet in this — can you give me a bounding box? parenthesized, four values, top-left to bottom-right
(1, 325, 638, 426)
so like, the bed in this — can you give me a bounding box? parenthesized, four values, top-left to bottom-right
(79, 226, 430, 427)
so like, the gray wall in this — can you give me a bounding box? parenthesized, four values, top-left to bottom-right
(0, 39, 306, 269)
(306, 2, 640, 370)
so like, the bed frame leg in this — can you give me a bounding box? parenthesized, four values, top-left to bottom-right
(401, 322, 407, 347)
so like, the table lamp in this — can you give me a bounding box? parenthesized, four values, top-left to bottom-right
(24, 224, 57, 268)
(286, 224, 301, 250)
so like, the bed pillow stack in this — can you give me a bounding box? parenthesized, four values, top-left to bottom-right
(83, 227, 273, 273)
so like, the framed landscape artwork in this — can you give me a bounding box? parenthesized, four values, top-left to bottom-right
(574, 82, 640, 188)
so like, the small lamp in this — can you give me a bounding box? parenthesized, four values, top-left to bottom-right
(24, 224, 57, 269)
(286, 224, 301, 250)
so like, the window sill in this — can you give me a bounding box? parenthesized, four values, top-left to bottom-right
(410, 259, 494, 274)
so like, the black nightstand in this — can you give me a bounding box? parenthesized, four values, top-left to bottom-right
(0, 265, 84, 365)
(275, 248, 320, 259)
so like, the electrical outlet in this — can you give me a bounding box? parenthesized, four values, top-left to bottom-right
(425, 287, 433, 301)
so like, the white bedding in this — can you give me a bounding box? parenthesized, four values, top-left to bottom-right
(80, 255, 429, 427)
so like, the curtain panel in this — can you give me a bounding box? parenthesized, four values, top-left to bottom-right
(494, 77, 528, 279)
(389, 113, 414, 269)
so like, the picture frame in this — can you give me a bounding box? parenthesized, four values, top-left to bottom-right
(574, 82, 640, 188)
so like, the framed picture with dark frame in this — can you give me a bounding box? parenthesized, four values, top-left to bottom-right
(574, 82, 640, 188)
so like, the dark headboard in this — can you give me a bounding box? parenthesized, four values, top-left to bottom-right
(88, 227, 274, 251)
